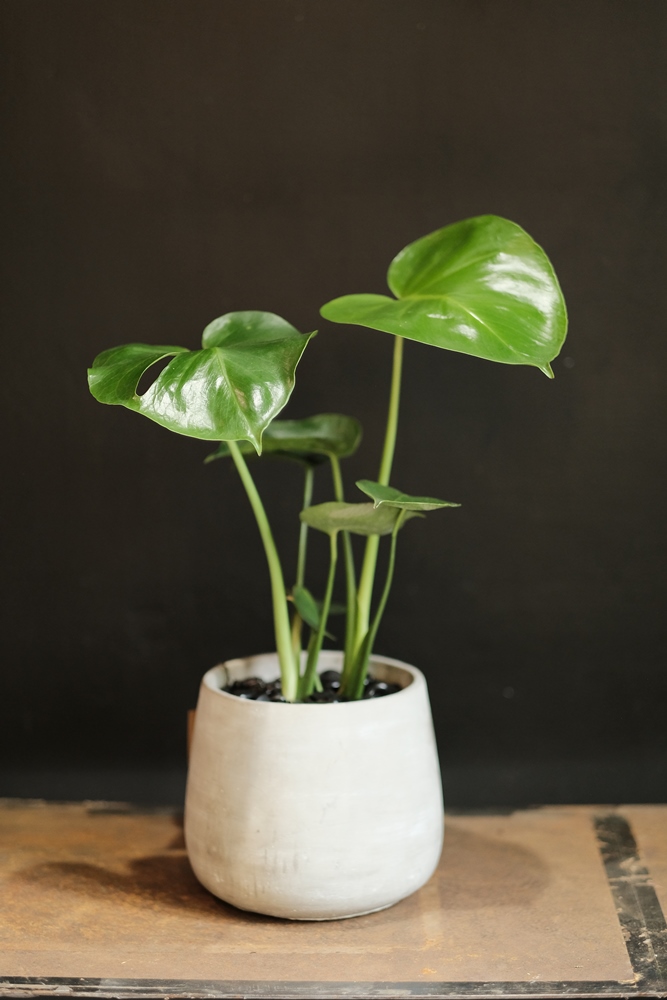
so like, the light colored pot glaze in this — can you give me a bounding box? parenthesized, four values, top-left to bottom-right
(184, 651, 444, 920)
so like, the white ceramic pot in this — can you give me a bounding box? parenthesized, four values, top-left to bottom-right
(184, 650, 444, 920)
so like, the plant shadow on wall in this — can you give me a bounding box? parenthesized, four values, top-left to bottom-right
(86, 215, 567, 921)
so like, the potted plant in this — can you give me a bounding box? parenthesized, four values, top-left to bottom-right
(88, 215, 567, 920)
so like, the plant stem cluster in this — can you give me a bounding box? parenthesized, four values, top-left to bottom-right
(226, 336, 407, 703)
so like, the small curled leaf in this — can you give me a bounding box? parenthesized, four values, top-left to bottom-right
(300, 501, 422, 537)
(291, 586, 336, 640)
(356, 480, 460, 512)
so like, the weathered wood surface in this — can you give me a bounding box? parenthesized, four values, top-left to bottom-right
(0, 802, 665, 999)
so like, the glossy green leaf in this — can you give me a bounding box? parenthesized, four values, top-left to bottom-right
(205, 413, 362, 466)
(87, 344, 189, 404)
(300, 501, 421, 537)
(88, 312, 315, 452)
(356, 480, 460, 511)
(320, 216, 567, 376)
(292, 585, 335, 639)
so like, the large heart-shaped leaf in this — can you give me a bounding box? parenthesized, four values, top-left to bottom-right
(320, 216, 567, 376)
(205, 413, 362, 466)
(88, 312, 315, 451)
(300, 501, 421, 537)
(356, 480, 460, 511)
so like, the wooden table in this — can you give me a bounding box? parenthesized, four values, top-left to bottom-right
(0, 801, 665, 999)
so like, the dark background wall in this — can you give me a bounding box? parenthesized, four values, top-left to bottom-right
(1, 0, 665, 806)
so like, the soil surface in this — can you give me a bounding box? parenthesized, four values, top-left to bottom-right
(223, 669, 401, 703)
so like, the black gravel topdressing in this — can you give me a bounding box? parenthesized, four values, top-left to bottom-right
(223, 669, 401, 703)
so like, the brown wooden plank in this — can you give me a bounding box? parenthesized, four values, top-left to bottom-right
(0, 801, 647, 995)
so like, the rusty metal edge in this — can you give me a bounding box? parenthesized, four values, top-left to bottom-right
(0, 976, 661, 1000)
(594, 814, 667, 996)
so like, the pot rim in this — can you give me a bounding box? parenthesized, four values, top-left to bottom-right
(201, 650, 426, 709)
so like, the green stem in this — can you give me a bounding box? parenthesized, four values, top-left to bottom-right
(301, 639, 324, 692)
(291, 464, 314, 658)
(228, 440, 298, 701)
(354, 335, 404, 655)
(378, 335, 404, 486)
(299, 532, 338, 699)
(330, 455, 357, 679)
(330, 454, 345, 504)
(296, 465, 314, 586)
(348, 510, 405, 700)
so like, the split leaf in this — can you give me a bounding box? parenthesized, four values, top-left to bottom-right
(88, 311, 315, 451)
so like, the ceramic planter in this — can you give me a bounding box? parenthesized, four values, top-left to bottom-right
(184, 650, 444, 920)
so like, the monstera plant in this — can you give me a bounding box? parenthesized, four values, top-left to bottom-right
(88, 215, 567, 704)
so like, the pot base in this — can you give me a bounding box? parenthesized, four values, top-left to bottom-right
(228, 895, 399, 922)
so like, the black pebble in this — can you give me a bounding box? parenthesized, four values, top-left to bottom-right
(225, 677, 266, 699)
(223, 674, 401, 702)
(319, 670, 342, 691)
(305, 690, 349, 704)
(363, 680, 402, 698)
